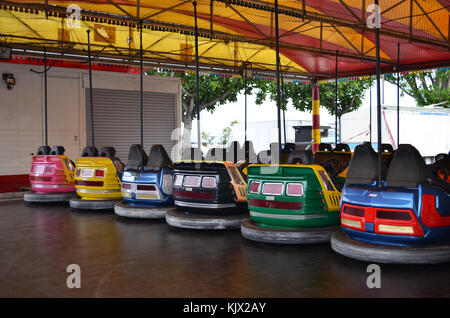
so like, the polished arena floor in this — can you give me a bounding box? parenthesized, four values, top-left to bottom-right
(0, 199, 449, 298)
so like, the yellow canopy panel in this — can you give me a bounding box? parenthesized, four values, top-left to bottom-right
(0, 0, 449, 78)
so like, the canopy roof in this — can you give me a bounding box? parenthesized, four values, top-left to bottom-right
(1, 0, 449, 79)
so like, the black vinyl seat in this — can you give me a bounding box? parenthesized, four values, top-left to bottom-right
(37, 146, 51, 155)
(319, 143, 333, 151)
(281, 149, 314, 165)
(346, 143, 383, 185)
(50, 146, 65, 155)
(125, 144, 148, 170)
(282, 143, 296, 153)
(181, 147, 203, 161)
(99, 147, 116, 158)
(334, 143, 351, 152)
(81, 146, 98, 157)
(386, 144, 449, 192)
(147, 144, 174, 170)
(381, 143, 394, 153)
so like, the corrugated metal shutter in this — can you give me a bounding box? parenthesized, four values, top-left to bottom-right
(86, 88, 176, 163)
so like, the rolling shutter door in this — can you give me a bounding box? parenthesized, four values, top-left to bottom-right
(86, 88, 176, 163)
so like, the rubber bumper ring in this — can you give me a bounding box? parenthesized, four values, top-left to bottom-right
(241, 219, 339, 244)
(166, 208, 247, 230)
(69, 197, 118, 210)
(331, 228, 450, 264)
(114, 200, 175, 219)
(24, 192, 75, 203)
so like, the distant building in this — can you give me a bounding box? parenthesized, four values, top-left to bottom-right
(341, 104, 450, 159)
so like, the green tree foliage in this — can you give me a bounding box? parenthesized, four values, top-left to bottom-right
(253, 78, 374, 119)
(147, 69, 373, 142)
(220, 120, 238, 145)
(384, 70, 449, 107)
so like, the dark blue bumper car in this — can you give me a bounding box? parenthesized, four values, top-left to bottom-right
(114, 144, 175, 219)
(331, 143, 450, 264)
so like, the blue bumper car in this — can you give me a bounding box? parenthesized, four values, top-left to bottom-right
(331, 143, 450, 264)
(114, 144, 175, 219)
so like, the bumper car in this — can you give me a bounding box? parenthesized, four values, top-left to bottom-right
(69, 146, 124, 210)
(166, 141, 252, 230)
(114, 144, 176, 219)
(331, 144, 450, 264)
(241, 143, 356, 244)
(24, 146, 77, 203)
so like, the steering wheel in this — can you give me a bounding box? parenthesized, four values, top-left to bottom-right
(433, 164, 449, 181)
(435, 153, 449, 163)
(320, 158, 344, 179)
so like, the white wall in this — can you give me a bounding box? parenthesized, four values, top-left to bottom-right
(0, 61, 181, 175)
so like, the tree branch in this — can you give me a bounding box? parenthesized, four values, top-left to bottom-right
(199, 89, 233, 111)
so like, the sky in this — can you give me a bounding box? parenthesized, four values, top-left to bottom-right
(190, 79, 418, 141)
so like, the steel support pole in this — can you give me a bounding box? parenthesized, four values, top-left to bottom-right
(193, 1, 201, 149)
(87, 30, 95, 147)
(369, 85, 372, 145)
(335, 50, 338, 145)
(275, 0, 282, 163)
(244, 72, 247, 143)
(397, 42, 400, 149)
(281, 64, 286, 145)
(140, 22, 144, 147)
(43, 47, 48, 147)
(375, 0, 382, 186)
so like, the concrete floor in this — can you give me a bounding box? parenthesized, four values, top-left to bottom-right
(0, 199, 449, 298)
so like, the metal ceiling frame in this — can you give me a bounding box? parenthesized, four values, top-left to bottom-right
(0, 0, 448, 79)
(0, 2, 398, 66)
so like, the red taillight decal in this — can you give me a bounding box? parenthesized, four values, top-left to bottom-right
(137, 185, 157, 191)
(343, 205, 365, 217)
(173, 190, 214, 200)
(44, 166, 53, 174)
(30, 176, 52, 182)
(183, 176, 201, 187)
(249, 181, 260, 194)
(341, 203, 423, 236)
(248, 198, 302, 210)
(75, 180, 104, 187)
(341, 204, 367, 231)
(376, 210, 412, 221)
(202, 177, 217, 189)
(95, 169, 105, 177)
(286, 183, 303, 196)
(421, 194, 450, 227)
(173, 174, 183, 186)
(262, 183, 283, 195)
(122, 183, 132, 190)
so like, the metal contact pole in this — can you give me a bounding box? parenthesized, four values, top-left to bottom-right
(193, 1, 201, 149)
(281, 64, 286, 145)
(87, 30, 95, 147)
(397, 42, 400, 148)
(244, 71, 247, 143)
(140, 22, 144, 147)
(369, 84, 372, 145)
(275, 0, 282, 163)
(43, 47, 48, 147)
(375, 0, 382, 186)
(335, 50, 338, 145)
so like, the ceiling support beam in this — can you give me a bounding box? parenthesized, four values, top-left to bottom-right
(2, 1, 447, 50)
(413, 0, 447, 42)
